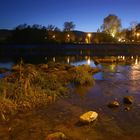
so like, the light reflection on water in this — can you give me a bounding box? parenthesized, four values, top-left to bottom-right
(1, 55, 140, 81)
(1, 56, 140, 139)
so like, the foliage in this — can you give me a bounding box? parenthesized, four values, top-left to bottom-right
(101, 14, 122, 38)
(63, 21, 75, 31)
(70, 65, 94, 85)
(0, 63, 97, 119)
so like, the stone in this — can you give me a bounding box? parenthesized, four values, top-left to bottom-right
(79, 111, 98, 123)
(108, 101, 120, 108)
(46, 132, 66, 140)
(124, 107, 131, 111)
(123, 96, 134, 104)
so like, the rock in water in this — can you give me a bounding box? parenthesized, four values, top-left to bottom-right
(108, 101, 120, 108)
(123, 96, 134, 104)
(46, 132, 66, 140)
(79, 111, 98, 123)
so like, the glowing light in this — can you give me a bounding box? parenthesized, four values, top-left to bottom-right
(87, 58, 91, 65)
(85, 56, 88, 60)
(137, 33, 140, 36)
(118, 38, 121, 42)
(110, 64, 116, 71)
(52, 35, 55, 39)
(53, 57, 56, 62)
(67, 34, 70, 37)
(67, 57, 70, 64)
(111, 33, 115, 38)
(87, 33, 92, 43)
(135, 58, 138, 65)
(122, 56, 125, 60)
(88, 33, 91, 38)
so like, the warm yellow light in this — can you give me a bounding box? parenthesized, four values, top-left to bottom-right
(52, 35, 55, 39)
(111, 33, 115, 38)
(67, 34, 70, 37)
(53, 57, 56, 62)
(67, 57, 70, 64)
(137, 33, 140, 36)
(87, 58, 91, 65)
(88, 33, 91, 37)
(118, 38, 121, 42)
(135, 58, 138, 65)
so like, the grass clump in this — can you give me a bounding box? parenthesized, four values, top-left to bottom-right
(0, 62, 98, 119)
(70, 65, 95, 85)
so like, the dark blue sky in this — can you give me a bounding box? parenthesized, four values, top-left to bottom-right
(0, 0, 140, 31)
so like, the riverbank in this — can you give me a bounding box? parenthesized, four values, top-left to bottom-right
(0, 62, 99, 122)
(1, 58, 140, 140)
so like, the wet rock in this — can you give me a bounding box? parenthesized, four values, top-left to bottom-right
(124, 106, 131, 111)
(108, 101, 120, 108)
(123, 96, 134, 104)
(79, 111, 98, 124)
(46, 132, 66, 140)
(94, 60, 100, 65)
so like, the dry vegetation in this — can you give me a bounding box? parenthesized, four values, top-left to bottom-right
(0, 62, 100, 121)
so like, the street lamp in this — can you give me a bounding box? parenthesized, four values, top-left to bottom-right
(137, 33, 140, 42)
(87, 33, 91, 44)
(52, 35, 55, 39)
(67, 34, 70, 42)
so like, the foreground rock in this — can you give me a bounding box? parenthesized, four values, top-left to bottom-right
(79, 111, 98, 124)
(123, 96, 134, 104)
(108, 101, 120, 108)
(46, 132, 66, 140)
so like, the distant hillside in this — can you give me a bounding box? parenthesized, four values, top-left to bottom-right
(0, 29, 12, 42)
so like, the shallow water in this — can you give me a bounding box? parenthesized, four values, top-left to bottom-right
(0, 56, 140, 140)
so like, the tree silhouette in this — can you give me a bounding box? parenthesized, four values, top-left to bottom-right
(46, 25, 55, 31)
(63, 21, 75, 31)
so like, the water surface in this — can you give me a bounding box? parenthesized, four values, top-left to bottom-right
(0, 55, 140, 140)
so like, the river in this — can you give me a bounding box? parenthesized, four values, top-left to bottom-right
(0, 55, 140, 140)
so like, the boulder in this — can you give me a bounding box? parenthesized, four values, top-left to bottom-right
(124, 106, 131, 111)
(46, 132, 66, 140)
(123, 96, 134, 104)
(108, 101, 120, 108)
(79, 111, 98, 124)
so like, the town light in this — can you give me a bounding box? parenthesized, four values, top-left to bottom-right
(87, 33, 91, 43)
(136, 33, 140, 42)
(137, 33, 140, 36)
(52, 35, 55, 39)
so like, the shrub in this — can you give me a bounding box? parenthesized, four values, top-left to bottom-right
(71, 65, 94, 85)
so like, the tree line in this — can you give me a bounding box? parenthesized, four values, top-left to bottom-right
(1, 14, 140, 44)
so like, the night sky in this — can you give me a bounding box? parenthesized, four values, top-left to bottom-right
(0, 0, 140, 31)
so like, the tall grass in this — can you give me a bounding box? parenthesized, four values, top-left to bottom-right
(0, 62, 97, 119)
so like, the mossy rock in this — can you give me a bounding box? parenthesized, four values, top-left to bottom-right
(108, 101, 120, 108)
(123, 96, 134, 104)
(46, 132, 66, 140)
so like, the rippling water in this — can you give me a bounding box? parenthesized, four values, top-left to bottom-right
(1, 55, 140, 140)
